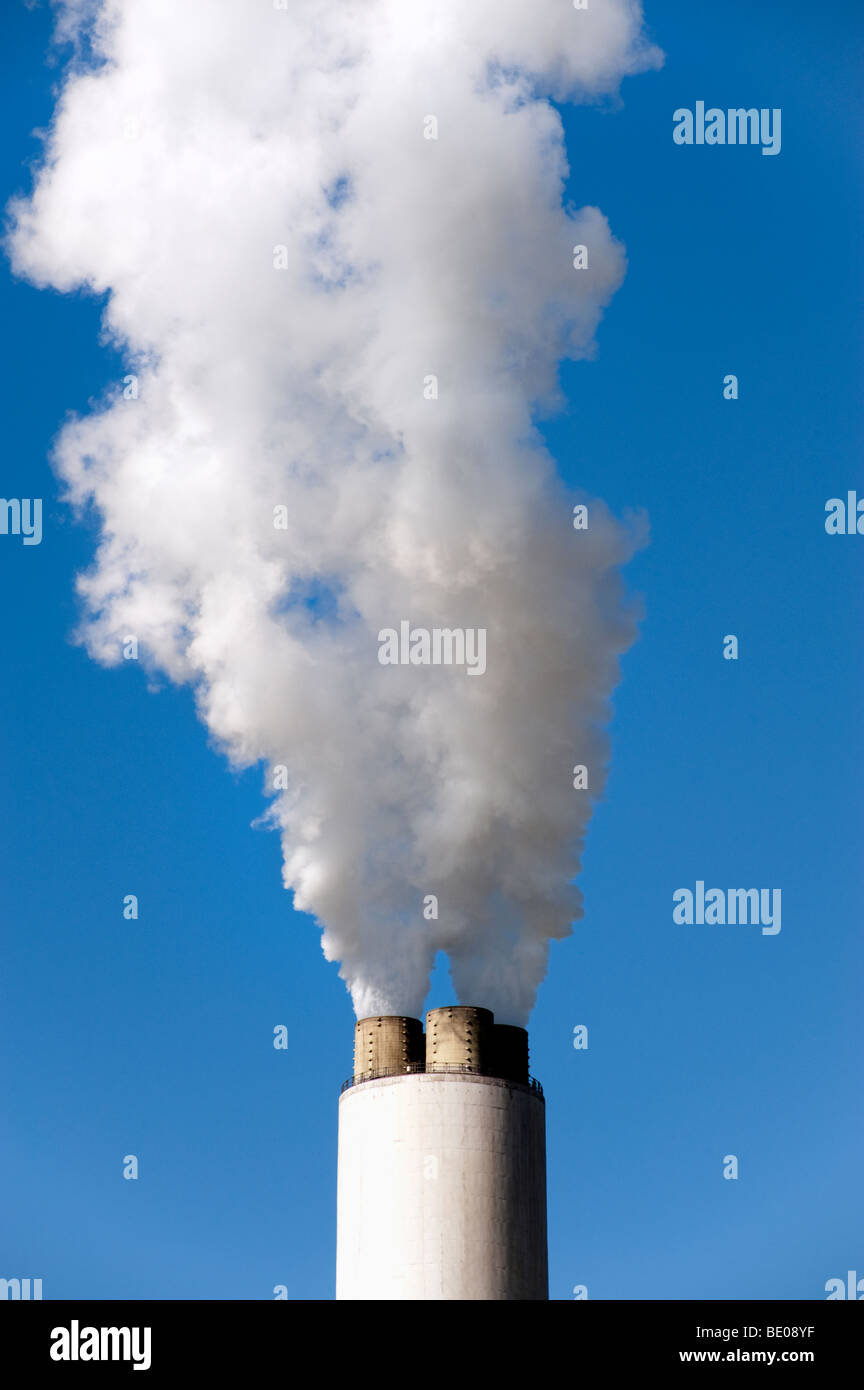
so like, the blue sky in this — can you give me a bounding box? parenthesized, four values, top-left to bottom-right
(1, 0, 861, 1300)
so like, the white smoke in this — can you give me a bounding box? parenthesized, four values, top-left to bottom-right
(9, 0, 660, 1024)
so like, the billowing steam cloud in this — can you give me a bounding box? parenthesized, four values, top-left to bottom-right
(9, 0, 660, 1024)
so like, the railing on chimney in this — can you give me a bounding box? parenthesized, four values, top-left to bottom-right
(340, 1063, 543, 1097)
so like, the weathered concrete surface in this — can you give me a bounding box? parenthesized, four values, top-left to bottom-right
(424, 1005, 493, 1072)
(353, 1015, 424, 1079)
(336, 1073, 547, 1300)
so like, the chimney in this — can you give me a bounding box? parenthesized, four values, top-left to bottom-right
(488, 1022, 530, 1085)
(353, 1015, 424, 1079)
(425, 1004, 493, 1072)
(336, 1005, 548, 1300)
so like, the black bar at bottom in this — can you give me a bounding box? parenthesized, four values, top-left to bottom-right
(2, 1299, 858, 1376)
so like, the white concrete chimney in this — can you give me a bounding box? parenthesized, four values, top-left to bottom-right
(336, 1006, 548, 1300)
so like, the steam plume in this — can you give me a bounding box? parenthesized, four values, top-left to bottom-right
(9, 0, 660, 1023)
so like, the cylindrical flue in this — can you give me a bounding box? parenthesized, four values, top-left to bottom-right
(353, 1015, 424, 1080)
(488, 1023, 530, 1085)
(425, 1005, 493, 1073)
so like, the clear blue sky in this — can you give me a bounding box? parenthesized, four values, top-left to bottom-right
(1, 0, 861, 1300)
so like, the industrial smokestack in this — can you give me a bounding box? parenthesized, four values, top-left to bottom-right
(353, 1015, 424, 1080)
(336, 1006, 547, 1300)
(425, 1004, 493, 1073)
